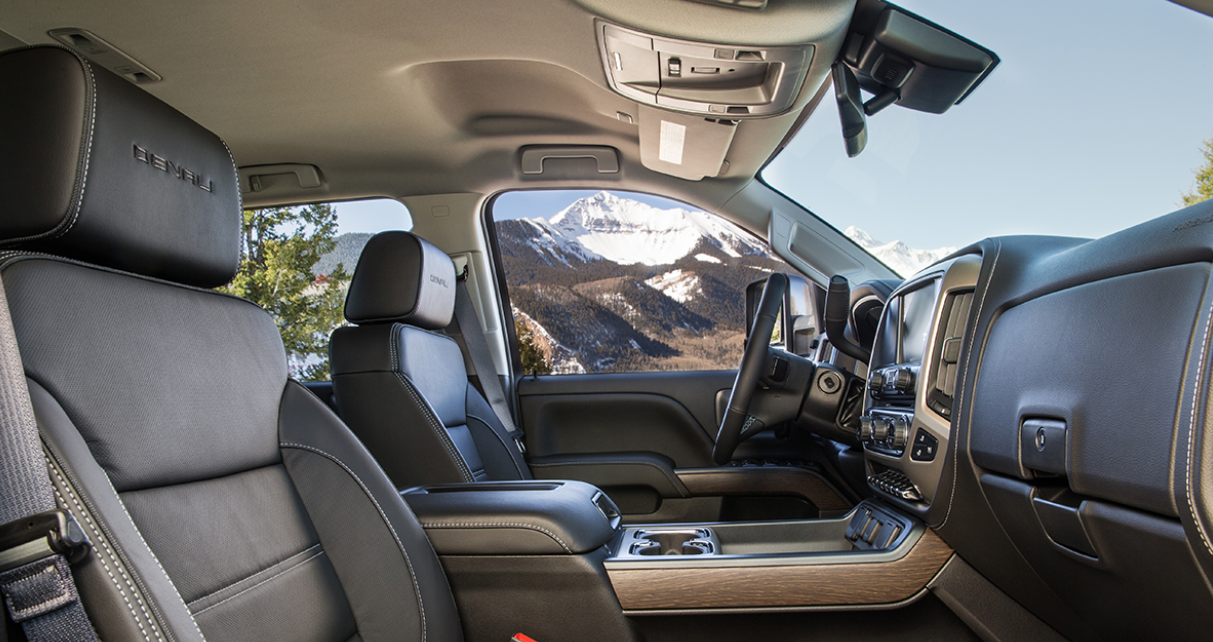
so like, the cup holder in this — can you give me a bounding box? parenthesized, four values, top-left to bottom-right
(627, 528, 716, 556)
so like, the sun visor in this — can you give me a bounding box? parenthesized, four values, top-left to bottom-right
(637, 106, 736, 181)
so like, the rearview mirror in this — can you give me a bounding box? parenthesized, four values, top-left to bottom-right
(833, 0, 999, 155)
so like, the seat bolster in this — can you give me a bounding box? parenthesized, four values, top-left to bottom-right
(30, 379, 205, 642)
(279, 381, 463, 642)
(464, 388, 530, 481)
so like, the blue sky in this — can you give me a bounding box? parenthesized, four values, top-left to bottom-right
(336, 1, 1213, 251)
(763, 0, 1213, 249)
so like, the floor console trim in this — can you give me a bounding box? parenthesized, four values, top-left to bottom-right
(607, 529, 953, 610)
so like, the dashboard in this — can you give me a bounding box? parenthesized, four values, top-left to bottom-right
(858, 254, 980, 509)
(842, 212, 1213, 640)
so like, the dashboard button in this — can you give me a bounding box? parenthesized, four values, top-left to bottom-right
(910, 429, 938, 462)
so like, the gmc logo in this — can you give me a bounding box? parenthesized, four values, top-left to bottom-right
(429, 274, 448, 288)
(133, 144, 214, 193)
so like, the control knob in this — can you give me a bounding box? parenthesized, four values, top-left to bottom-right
(858, 415, 874, 441)
(871, 417, 890, 442)
(890, 416, 910, 449)
(893, 368, 914, 392)
(868, 370, 886, 389)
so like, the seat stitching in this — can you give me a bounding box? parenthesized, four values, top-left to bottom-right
(393, 372, 475, 483)
(51, 56, 96, 240)
(465, 413, 527, 478)
(43, 445, 190, 642)
(215, 137, 243, 278)
(191, 550, 326, 617)
(185, 543, 322, 607)
(48, 460, 154, 642)
(938, 242, 999, 531)
(389, 326, 474, 482)
(528, 459, 688, 497)
(92, 466, 207, 642)
(280, 442, 427, 642)
(418, 522, 572, 554)
(1186, 296, 1213, 558)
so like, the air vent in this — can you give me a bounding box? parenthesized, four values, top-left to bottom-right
(926, 291, 973, 418)
(48, 29, 161, 84)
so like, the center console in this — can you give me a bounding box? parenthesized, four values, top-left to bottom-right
(402, 480, 953, 641)
(857, 255, 981, 510)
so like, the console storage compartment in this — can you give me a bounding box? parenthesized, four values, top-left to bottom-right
(403, 480, 640, 642)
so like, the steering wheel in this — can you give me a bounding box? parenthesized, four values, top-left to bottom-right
(712, 273, 788, 465)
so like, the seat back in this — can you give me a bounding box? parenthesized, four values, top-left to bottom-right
(0, 45, 462, 642)
(331, 232, 530, 490)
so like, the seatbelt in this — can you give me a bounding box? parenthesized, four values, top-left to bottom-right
(452, 271, 527, 455)
(0, 280, 97, 642)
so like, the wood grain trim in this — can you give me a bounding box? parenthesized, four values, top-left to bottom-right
(676, 467, 852, 512)
(607, 529, 953, 610)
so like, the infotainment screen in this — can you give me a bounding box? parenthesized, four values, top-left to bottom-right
(900, 280, 939, 363)
(870, 279, 939, 369)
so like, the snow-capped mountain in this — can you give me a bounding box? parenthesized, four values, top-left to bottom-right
(844, 226, 956, 277)
(492, 191, 794, 373)
(516, 191, 772, 267)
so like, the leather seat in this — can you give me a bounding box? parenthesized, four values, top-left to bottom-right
(330, 232, 531, 490)
(0, 45, 462, 641)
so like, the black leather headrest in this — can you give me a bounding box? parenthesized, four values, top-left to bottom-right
(0, 46, 241, 288)
(344, 231, 457, 329)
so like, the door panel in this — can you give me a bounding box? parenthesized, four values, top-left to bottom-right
(517, 370, 855, 521)
(517, 370, 734, 460)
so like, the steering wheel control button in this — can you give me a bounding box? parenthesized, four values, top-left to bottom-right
(818, 370, 843, 393)
(910, 429, 938, 461)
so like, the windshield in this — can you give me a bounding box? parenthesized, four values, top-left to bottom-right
(762, 0, 1213, 276)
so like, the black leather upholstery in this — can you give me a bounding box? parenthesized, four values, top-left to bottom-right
(0, 46, 241, 288)
(402, 481, 619, 555)
(344, 231, 457, 328)
(0, 45, 462, 641)
(332, 231, 531, 490)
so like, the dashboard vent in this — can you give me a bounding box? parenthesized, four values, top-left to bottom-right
(926, 291, 973, 418)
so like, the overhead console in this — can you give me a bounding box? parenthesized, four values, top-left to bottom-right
(859, 254, 981, 510)
(596, 21, 812, 118)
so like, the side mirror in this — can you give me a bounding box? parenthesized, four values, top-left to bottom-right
(745, 273, 820, 356)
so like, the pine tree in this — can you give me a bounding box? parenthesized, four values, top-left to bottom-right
(221, 204, 351, 381)
(1183, 135, 1213, 207)
(516, 320, 552, 375)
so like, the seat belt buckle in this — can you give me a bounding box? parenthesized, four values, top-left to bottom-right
(0, 510, 91, 573)
(510, 431, 527, 454)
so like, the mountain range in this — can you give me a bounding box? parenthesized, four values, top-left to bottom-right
(843, 226, 956, 277)
(316, 192, 951, 373)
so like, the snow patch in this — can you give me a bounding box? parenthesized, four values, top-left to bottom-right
(645, 269, 702, 304)
(694, 253, 722, 264)
(844, 226, 957, 277)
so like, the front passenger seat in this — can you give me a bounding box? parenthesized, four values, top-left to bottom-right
(0, 46, 462, 642)
(331, 232, 532, 489)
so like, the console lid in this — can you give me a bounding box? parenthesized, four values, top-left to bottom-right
(402, 480, 621, 555)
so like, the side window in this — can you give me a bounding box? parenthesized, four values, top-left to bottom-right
(220, 198, 412, 381)
(492, 190, 792, 375)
